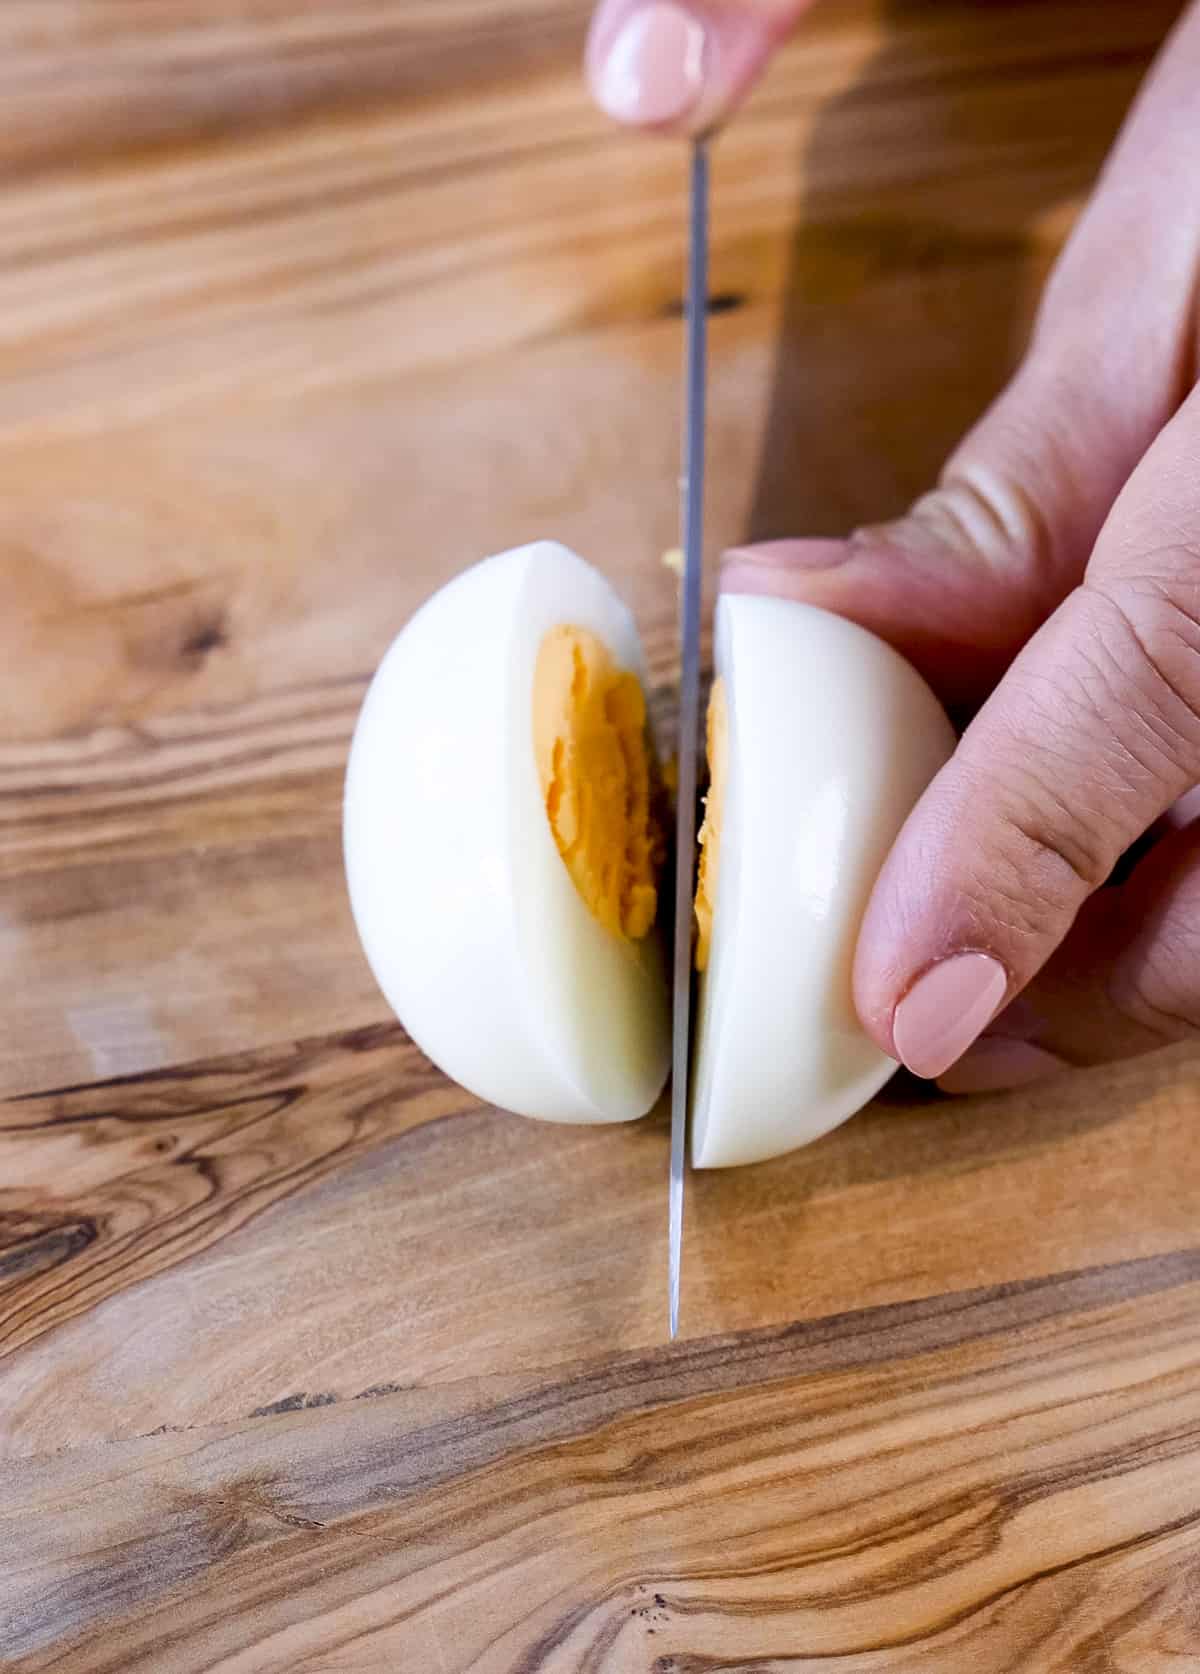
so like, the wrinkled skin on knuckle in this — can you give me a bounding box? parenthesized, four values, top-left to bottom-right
(1088, 554, 1200, 769)
(988, 783, 1111, 925)
(930, 764, 1098, 956)
(1087, 555, 1200, 1044)
(955, 702, 1123, 911)
(1109, 917, 1200, 1042)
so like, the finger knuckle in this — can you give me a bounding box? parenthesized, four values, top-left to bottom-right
(936, 793, 1102, 963)
(956, 711, 1121, 918)
(1087, 560, 1200, 772)
(1109, 927, 1200, 1042)
(998, 788, 1113, 898)
(912, 464, 1055, 594)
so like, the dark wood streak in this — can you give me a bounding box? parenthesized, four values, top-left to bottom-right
(4, 1020, 404, 1113)
(206, 1241, 1200, 1478)
(641, 1505, 1200, 1670)
(6, 1248, 1200, 1669)
(0, 1024, 462, 1358)
(4, 1028, 1200, 1457)
(0, 1213, 97, 1285)
(58, 1250, 1200, 1456)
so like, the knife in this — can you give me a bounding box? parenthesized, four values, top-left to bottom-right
(668, 139, 710, 1341)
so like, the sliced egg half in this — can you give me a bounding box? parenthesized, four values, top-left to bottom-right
(344, 543, 955, 1162)
(690, 593, 956, 1166)
(343, 541, 671, 1124)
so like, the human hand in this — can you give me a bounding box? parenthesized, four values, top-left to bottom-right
(586, 0, 818, 133)
(721, 3, 1200, 1094)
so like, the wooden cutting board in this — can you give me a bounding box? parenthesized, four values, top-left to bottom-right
(3, 2, 1197, 1667)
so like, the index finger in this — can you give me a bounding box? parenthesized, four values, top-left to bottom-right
(857, 379, 1200, 1080)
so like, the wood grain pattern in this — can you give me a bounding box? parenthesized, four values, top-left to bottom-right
(8, 1249, 1200, 1669)
(2, 0, 1196, 1667)
(3, 1030, 1200, 1462)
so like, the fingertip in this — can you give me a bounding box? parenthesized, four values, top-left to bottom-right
(587, 2, 708, 131)
(587, 0, 813, 135)
(891, 953, 1009, 1080)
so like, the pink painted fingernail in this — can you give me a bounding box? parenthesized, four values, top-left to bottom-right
(592, 3, 707, 126)
(936, 1038, 1070, 1096)
(892, 953, 1008, 1080)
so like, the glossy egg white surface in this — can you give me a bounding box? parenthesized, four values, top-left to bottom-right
(692, 594, 955, 1168)
(343, 542, 670, 1124)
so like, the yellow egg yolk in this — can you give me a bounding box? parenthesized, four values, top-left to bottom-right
(693, 677, 727, 973)
(534, 625, 664, 940)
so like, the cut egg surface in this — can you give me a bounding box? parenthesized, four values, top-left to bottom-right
(343, 542, 670, 1125)
(690, 594, 956, 1168)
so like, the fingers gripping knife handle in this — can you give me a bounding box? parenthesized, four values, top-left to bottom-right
(669, 139, 709, 1340)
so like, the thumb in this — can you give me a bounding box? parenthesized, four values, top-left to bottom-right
(721, 314, 1158, 712)
(723, 0, 1200, 701)
(586, 0, 815, 134)
(723, 520, 1049, 718)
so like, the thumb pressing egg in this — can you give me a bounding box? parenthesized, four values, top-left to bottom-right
(343, 542, 671, 1123)
(690, 593, 955, 1166)
(344, 543, 955, 1160)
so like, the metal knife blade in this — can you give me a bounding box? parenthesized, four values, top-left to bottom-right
(668, 139, 710, 1342)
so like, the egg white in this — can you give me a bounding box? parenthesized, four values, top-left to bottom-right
(691, 594, 956, 1168)
(344, 542, 670, 1124)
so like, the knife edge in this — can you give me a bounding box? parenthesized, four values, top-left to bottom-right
(668, 138, 710, 1342)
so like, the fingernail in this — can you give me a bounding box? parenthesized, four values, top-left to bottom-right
(936, 1038, 1070, 1096)
(593, 3, 707, 126)
(722, 541, 852, 596)
(892, 953, 1008, 1080)
(723, 540, 852, 571)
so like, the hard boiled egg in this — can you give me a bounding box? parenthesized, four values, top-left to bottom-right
(690, 593, 955, 1166)
(343, 542, 671, 1124)
(344, 542, 955, 1163)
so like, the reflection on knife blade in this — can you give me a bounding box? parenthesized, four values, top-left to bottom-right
(668, 138, 710, 1342)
